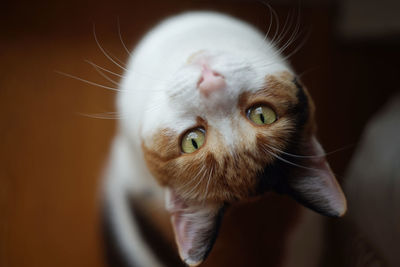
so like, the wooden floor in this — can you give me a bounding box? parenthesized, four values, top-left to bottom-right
(1, 1, 398, 267)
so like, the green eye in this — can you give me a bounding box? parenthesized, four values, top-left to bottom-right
(181, 128, 206, 153)
(247, 105, 277, 125)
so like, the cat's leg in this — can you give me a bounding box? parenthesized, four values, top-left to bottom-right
(103, 135, 164, 267)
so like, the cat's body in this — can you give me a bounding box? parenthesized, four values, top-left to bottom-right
(103, 12, 346, 267)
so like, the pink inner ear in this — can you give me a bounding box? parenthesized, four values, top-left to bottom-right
(165, 189, 222, 266)
(198, 65, 226, 97)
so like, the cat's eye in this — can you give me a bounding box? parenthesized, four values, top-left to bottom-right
(247, 105, 277, 125)
(181, 128, 206, 153)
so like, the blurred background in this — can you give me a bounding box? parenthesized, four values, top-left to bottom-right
(0, 0, 399, 267)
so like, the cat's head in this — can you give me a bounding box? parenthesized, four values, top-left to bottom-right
(138, 50, 346, 266)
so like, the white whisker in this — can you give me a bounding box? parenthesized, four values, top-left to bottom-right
(77, 112, 123, 120)
(274, 8, 293, 47)
(263, 2, 280, 45)
(85, 60, 124, 78)
(117, 17, 132, 56)
(276, 5, 301, 55)
(187, 167, 207, 196)
(93, 24, 128, 72)
(258, 1, 275, 48)
(203, 166, 214, 203)
(90, 62, 120, 86)
(55, 71, 124, 92)
(265, 143, 325, 159)
(279, 28, 310, 62)
(181, 165, 205, 190)
(107, 50, 127, 67)
(263, 147, 320, 171)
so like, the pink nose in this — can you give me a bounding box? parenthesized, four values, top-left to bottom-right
(198, 65, 226, 97)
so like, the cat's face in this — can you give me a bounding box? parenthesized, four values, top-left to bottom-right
(140, 50, 346, 266)
(142, 51, 309, 202)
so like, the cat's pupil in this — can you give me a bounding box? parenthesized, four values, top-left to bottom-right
(191, 139, 198, 149)
(260, 113, 265, 124)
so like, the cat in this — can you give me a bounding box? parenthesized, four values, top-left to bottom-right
(102, 11, 347, 267)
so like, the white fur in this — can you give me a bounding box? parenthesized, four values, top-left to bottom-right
(117, 11, 290, 148)
(104, 11, 293, 267)
(104, 135, 164, 267)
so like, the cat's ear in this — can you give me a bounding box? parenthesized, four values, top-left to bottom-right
(165, 189, 223, 267)
(283, 136, 347, 217)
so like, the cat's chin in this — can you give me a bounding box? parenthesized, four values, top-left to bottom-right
(165, 188, 224, 266)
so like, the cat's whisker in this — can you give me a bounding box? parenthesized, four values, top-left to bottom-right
(276, 10, 299, 54)
(262, 147, 322, 171)
(252, 26, 309, 69)
(189, 168, 208, 198)
(179, 174, 203, 201)
(93, 24, 128, 72)
(297, 66, 320, 79)
(273, 8, 294, 47)
(202, 166, 214, 204)
(106, 49, 127, 68)
(261, 1, 281, 45)
(93, 26, 173, 84)
(77, 112, 123, 120)
(279, 28, 310, 62)
(265, 143, 326, 159)
(181, 165, 205, 190)
(276, 5, 302, 55)
(257, 5, 293, 56)
(90, 62, 120, 86)
(258, 1, 276, 47)
(55, 71, 125, 92)
(194, 166, 212, 197)
(178, 165, 207, 201)
(85, 60, 125, 78)
(117, 17, 132, 56)
(253, 5, 308, 67)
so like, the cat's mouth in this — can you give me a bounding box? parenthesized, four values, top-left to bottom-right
(165, 188, 224, 266)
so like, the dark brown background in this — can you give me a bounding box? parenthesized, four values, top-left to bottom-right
(0, 0, 398, 267)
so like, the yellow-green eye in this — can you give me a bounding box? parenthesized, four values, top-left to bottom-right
(247, 105, 277, 125)
(181, 128, 206, 153)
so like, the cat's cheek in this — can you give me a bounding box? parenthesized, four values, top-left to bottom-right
(140, 128, 181, 185)
(141, 148, 172, 186)
(142, 143, 262, 203)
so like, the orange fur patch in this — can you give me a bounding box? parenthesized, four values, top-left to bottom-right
(142, 72, 315, 204)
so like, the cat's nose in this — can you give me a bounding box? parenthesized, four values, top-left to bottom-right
(198, 65, 226, 97)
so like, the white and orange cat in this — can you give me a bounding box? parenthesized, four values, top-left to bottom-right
(103, 12, 347, 267)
